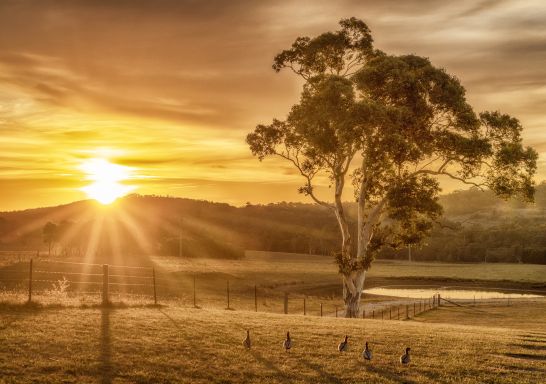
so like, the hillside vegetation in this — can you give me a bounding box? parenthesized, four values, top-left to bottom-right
(1, 183, 546, 264)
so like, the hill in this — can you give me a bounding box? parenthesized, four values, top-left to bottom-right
(1, 183, 546, 264)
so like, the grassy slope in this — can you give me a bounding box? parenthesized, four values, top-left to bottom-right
(413, 301, 546, 331)
(368, 260, 546, 284)
(1, 303, 545, 384)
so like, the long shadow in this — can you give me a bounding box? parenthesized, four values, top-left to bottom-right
(158, 309, 287, 380)
(157, 309, 236, 376)
(100, 307, 113, 384)
(509, 343, 546, 351)
(297, 358, 342, 384)
(363, 364, 418, 384)
(504, 352, 546, 361)
(249, 350, 289, 380)
(502, 364, 546, 373)
(0, 302, 49, 332)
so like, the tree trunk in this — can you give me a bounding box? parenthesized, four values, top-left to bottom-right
(343, 270, 366, 318)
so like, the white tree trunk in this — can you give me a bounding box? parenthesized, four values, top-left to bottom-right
(343, 270, 366, 318)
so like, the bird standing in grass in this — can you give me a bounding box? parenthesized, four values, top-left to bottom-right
(243, 330, 251, 349)
(338, 335, 349, 352)
(283, 331, 292, 352)
(362, 342, 372, 361)
(400, 347, 411, 364)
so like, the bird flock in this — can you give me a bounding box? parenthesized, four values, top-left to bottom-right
(243, 330, 411, 365)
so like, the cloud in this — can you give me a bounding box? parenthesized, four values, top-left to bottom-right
(0, 0, 545, 209)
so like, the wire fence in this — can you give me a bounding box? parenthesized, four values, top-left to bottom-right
(0, 258, 158, 305)
(7, 258, 539, 319)
(0, 258, 452, 319)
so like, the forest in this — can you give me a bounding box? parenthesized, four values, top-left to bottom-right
(1, 182, 546, 264)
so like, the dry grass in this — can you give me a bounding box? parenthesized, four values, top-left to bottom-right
(414, 301, 546, 332)
(155, 251, 546, 284)
(368, 260, 546, 283)
(1, 303, 545, 383)
(2, 251, 545, 382)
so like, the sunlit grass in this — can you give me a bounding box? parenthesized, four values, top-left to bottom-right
(1, 303, 545, 383)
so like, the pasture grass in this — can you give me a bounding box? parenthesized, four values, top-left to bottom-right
(415, 300, 546, 332)
(1, 302, 545, 383)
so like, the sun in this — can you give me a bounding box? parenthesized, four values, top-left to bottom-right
(80, 158, 135, 204)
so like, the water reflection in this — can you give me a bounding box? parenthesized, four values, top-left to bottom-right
(364, 287, 543, 300)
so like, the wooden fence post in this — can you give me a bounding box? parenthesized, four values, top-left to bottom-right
(406, 304, 409, 319)
(362, 309, 365, 319)
(397, 306, 400, 320)
(438, 294, 441, 307)
(381, 310, 383, 320)
(254, 285, 257, 312)
(335, 306, 338, 318)
(28, 258, 33, 303)
(372, 310, 375, 319)
(303, 298, 306, 316)
(413, 302, 416, 316)
(152, 267, 157, 305)
(320, 303, 323, 317)
(389, 307, 392, 320)
(102, 264, 109, 305)
(284, 292, 288, 314)
(226, 280, 230, 309)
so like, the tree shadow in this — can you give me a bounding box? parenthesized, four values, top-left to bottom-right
(363, 364, 418, 384)
(509, 343, 546, 351)
(297, 358, 342, 384)
(158, 308, 287, 380)
(249, 350, 289, 380)
(502, 364, 546, 373)
(519, 333, 546, 339)
(100, 307, 113, 384)
(0, 301, 44, 331)
(504, 352, 546, 361)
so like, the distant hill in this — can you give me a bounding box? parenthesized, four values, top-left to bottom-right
(1, 182, 545, 264)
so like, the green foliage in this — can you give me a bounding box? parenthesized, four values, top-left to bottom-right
(247, 17, 538, 276)
(272, 17, 374, 78)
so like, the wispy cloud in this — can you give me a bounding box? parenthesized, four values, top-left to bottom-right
(0, 0, 544, 209)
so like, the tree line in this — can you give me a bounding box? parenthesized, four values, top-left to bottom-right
(0, 184, 545, 264)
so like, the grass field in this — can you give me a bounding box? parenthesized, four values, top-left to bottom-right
(2, 252, 546, 383)
(2, 251, 545, 316)
(413, 301, 546, 332)
(161, 251, 546, 285)
(1, 301, 546, 383)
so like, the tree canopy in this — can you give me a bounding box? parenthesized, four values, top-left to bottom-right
(247, 17, 538, 317)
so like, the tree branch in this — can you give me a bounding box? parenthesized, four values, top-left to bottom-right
(274, 151, 335, 210)
(414, 169, 486, 189)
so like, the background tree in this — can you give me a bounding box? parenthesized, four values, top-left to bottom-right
(43, 221, 59, 256)
(247, 18, 538, 317)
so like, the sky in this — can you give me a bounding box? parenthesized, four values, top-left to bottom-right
(0, 0, 545, 210)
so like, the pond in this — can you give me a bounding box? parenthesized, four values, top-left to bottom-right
(363, 286, 544, 300)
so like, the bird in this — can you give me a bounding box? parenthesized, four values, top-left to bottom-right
(338, 335, 349, 352)
(243, 329, 251, 349)
(400, 347, 411, 364)
(283, 331, 292, 352)
(362, 341, 372, 361)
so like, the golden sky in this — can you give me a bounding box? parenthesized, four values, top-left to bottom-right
(0, 0, 545, 210)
